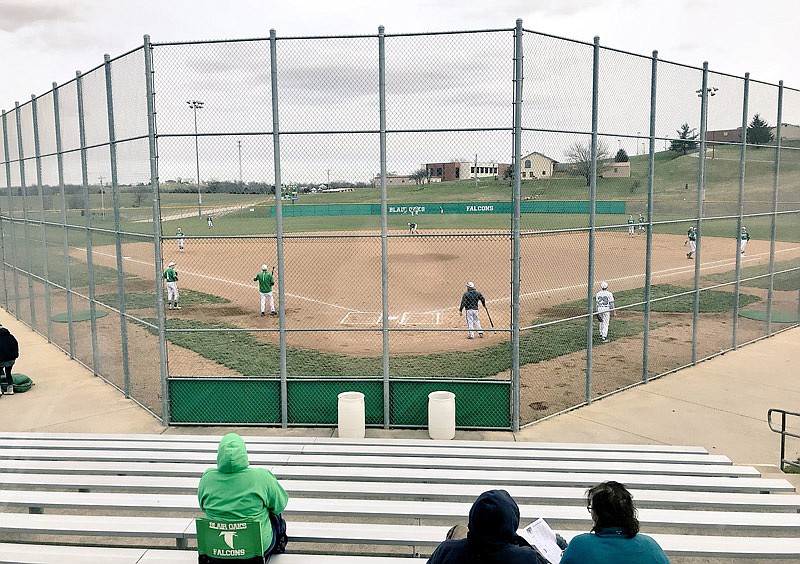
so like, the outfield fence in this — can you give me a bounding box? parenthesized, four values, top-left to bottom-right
(1, 21, 798, 430)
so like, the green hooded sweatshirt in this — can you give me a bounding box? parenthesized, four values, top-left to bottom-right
(197, 433, 289, 550)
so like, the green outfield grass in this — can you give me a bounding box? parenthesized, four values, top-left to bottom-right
(704, 257, 800, 291)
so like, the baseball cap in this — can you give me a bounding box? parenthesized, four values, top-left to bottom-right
(262, 264, 268, 270)
(168, 261, 175, 267)
(466, 281, 475, 288)
(600, 281, 608, 289)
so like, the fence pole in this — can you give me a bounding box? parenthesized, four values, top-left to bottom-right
(0, 135, 7, 310)
(585, 36, 600, 404)
(511, 19, 523, 431)
(76, 72, 101, 375)
(642, 51, 658, 383)
(378, 25, 390, 429)
(52, 84, 75, 358)
(766, 81, 783, 336)
(31, 94, 53, 343)
(733, 73, 749, 349)
(143, 35, 169, 425)
(269, 29, 288, 428)
(691, 63, 709, 365)
(14, 102, 37, 329)
(105, 54, 132, 397)
(1, 110, 21, 319)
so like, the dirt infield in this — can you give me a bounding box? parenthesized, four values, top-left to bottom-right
(89, 230, 798, 355)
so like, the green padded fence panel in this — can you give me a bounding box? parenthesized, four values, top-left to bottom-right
(169, 378, 281, 424)
(287, 380, 384, 425)
(272, 201, 625, 217)
(390, 380, 511, 428)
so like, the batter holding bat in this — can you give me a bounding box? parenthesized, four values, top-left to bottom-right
(459, 281, 485, 339)
(254, 263, 277, 316)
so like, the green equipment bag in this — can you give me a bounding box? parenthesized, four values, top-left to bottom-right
(12, 374, 34, 393)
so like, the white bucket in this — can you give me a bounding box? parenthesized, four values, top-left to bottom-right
(428, 391, 456, 440)
(337, 391, 366, 439)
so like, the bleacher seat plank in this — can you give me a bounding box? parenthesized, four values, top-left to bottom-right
(3, 473, 797, 511)
(0, 459, 791, 493)
(2, 491, 799, 532)
(0, 439, 727, 465)
(0, 432, 710, 454)
(0, 448, 755, 477)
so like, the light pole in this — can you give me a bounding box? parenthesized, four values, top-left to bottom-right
(98, 175, 105, 219)
(636, 132, 641, 155)
(696, 86, 717, 201)
(237, 139, 242, 184)
(187, 100, 204, 216)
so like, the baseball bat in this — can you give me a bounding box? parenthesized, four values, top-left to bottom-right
(483, 303, 496, 333)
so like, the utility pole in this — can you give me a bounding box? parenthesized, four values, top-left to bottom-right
(187, 100, 204, 216)
(237, 140, 242, 184)
(326, 168, 330, 188)
(474, 153, 478, 189)
(98, 175, 105, 218)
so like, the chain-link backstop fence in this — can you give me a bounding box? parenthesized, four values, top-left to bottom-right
(1, 21, 798, 430)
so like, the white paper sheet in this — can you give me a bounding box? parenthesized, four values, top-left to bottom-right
(518, 518, 562, 564)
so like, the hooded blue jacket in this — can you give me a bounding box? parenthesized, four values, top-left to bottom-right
(427, 489, 556, 564)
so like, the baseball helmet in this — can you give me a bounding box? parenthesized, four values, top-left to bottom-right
(262, 264, 268, 271)
(168, 261, 175, 267)
(466, 281, 475, 288)
(600, 280, 608, 289)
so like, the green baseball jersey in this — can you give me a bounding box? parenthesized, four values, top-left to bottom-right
(638, 214, 644, 222)
(688, 229, 697, 241)
(739, 230, 750, 241)
(163, 267, 178, 282)
(628, 217, 634, 225)
(176, 229, 183, 236)
(254, 271, 275, 293)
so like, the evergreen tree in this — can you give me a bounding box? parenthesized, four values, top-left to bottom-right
(614, 148, 629, 162)
(670, 123, 698, 155)
(746, 113, 774, 146)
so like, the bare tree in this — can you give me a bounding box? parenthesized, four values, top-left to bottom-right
(565, 140, 610, 186)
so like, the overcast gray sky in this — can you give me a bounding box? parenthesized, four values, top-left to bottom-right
(1, 0, 796, 107)
(1, 0, 797, 185)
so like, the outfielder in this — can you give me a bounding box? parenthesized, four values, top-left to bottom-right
(207, 216, 214, 229)
(739, 226, 750, 255)
(638, 213, 645, 233)
(627, 215, 635, 237)
(595, 280, 615, 342)
(684, 226, 697, 259)
(176, 227, 185, 251)
(408, 222, 419, 234)
(459, 281, 486, 339)
(254, 264, 276, 316)
(163, 261, 180, 310)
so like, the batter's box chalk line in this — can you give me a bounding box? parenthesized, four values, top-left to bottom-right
(399, 311, 441, 326)
(340, 311, 382, 325)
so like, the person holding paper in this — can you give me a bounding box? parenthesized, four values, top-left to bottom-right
(560, 481, 670, 564)
(427, 489, 567, 564)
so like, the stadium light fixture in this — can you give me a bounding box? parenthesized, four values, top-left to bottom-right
(187, 100, 204, 216)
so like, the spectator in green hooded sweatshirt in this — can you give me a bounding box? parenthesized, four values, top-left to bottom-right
(198, 433, 289, 556)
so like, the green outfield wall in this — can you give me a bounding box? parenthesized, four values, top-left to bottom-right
(270, 201, 626, 217)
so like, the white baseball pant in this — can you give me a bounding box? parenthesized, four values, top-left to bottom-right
(166, 281, 179, 303)
(260, 291, 275, 314)
(466, 309, 482, 338)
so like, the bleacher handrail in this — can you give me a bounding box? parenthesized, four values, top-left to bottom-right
(767, 408, 800, 472)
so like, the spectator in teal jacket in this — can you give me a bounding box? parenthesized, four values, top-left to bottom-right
(560, 481, 669, 564)
(198, 433, 288, 555)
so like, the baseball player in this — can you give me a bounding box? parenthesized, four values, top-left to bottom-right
(459, 281, 486, 339)
(627, 215, 635, 237)
(207, 216, 214, 229)
(407, 222, 419, 234)
(638, 213, 645, 233)
(595, 280, 615, 343)
(684, 226, 697, 259)
(739, 226, 751, 255)
(254, 264, 276, 316)
(163, 261, 180, 310)
(176, 227, 185, 251)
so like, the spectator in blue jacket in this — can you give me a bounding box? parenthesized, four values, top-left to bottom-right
(560, 481, 670, 564)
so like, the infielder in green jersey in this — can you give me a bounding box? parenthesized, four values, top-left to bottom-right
(254, 264, 276, 316)
(685, 226, 697, 259)
(627, 215, 635, 237)
(739, 226, 751, 255)
(176, 228, 185, 251)
(163, 261, 180, 310)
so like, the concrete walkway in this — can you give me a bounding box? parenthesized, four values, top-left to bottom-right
(1, 308, 797, 484)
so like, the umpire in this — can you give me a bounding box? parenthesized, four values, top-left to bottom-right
(459, 282, 486, 339)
